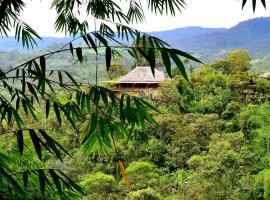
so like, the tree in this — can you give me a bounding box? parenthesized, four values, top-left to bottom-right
(107, 64, 128, 80)
(180, 132, 253, 200)
(212, 49, 251, 74)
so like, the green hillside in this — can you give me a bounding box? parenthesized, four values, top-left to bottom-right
(251, 54, 270, 72)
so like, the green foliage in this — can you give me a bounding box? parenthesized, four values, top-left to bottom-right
(125, 188, 161, 200)
(212, 49, 251, 74)
(80, 172, 117, 195)
(107, 64, 128, 80)
(254, 169, 270, 199)
(125, 161, 160, 189)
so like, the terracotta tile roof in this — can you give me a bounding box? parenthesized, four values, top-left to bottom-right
(118, 66, 165, 83)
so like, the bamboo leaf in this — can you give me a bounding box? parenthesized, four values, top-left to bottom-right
(49, 169, 62, 197)
(16, 130, 24, 155)
(169, 48, 202, 63)
(39, 129, 63, 161)
(69, 43, 74, 56)
(38, 170, 46, 195)
(53, 103, 62, 125)
(23, 171, 29, 189)
(87, 34, 97, 53)
(46, 100, 50, 118)
(242, 0, 248, 8)
(170, 52, 189, 81)
(58, 71, 63, 86)
(161, 49, 172, 77)
(105, 47, 112, 71)
(29, 129, 42, 160)
(40, 56, 46, 76)
(261, 0, 266, 8)
(148, 48, 156, 76)
(65, 71, 79, 87)
(76, 47, 83, 63)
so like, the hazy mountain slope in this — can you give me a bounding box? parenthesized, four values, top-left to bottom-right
(150, 26, 227, 42)
(0, 37, 73, 51)
(172, 17, 270, 58)
(2, 17, 270, 71)
(0, 27, 226, 51)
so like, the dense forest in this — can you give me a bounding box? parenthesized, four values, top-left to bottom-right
(2, 49, 270, 199)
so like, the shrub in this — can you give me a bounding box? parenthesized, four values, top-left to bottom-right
(125, 161, 160, 189)
(125, 188, 162, 200)
(80, 172, 117, 194)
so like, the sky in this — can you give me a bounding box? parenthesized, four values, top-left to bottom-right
(20, 0, 270, 36)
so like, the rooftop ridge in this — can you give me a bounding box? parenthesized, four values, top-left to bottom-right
(117, 66, 165, 84)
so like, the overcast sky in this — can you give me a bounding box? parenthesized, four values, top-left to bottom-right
(20, 0, 270, 36)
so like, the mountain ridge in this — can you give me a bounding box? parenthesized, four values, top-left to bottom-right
(1, 17, 270, 61)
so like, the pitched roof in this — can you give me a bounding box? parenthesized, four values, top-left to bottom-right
(118, 66, 165, 83)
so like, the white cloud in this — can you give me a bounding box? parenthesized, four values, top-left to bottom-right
(20, 0, 270, 36)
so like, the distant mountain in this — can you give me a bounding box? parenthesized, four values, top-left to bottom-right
(166, 17, 270, 59)
(150, 26, 227, 42)
(0, 37, 74, 51)
(1, 17, 270, 61)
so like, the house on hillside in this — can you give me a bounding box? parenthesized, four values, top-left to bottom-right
(109, 66, 165, 95)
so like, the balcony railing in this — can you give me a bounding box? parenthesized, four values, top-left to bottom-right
(110, 86, 155, 92)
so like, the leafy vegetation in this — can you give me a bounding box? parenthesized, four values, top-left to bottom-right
(2, 47, 270, 199)
(0, 0, 269, 199)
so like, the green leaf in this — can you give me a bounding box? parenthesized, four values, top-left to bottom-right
(169, 48, 202, 63)
(120, 95, 125, 121)
(69, 43, 74, 56)
(253, 0, 256, 11)
(53, 103, 62, 125)
(46, 100, 50, 118)
(49, 169, 62, 197)
(242, 0, 248, 9)
(170, 52, 189, 81)
(58, 71, 63, 86)
(65, 71, 79, 88)
(13, 109, 23, 129)
(39, 130, 60, 157)
(58, 171, 85, 194)
(82, 35, 90, 47)
(27, 82, 39, 103)
(23, 171, 29, 189)
(16, 130, 24, 155)
(161, 49, 172, 77)
(16, 97, 20, 111)
(90, 113, 98, 134)
(0, 168, 24, 195)
(261, 0, 266, 8)
(105, 47, 112, 71)
(93, 32, 108, 47)
(139, 98, 160, 113)
(148, 48, 156, 76)
(29, 129, 42, 160)
(87, 34, 97, 53)
(40, 56, 46, 76)
(76, 47, 83, 63)
(38, 170, 46, 195)
(100, 88, 108, 107)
